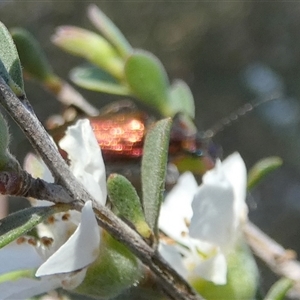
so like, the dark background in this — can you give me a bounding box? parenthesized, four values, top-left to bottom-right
(2, 1, 300, 296)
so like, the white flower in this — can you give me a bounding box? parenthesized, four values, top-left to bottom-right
(0, 119, 106, 299)
(158, 152, 247, 285)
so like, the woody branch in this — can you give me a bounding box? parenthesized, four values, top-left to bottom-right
(0, 75, 203, 300)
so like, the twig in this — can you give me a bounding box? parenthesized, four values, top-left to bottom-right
(0, 195, 7, 218)
(0, 76, 203, 300)
(0, 171, 73, 203)
(0, 76, 93, 202)
(244, 221, 300, 296)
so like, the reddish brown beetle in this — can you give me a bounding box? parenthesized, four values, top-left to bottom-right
(49, 100, 217, 178)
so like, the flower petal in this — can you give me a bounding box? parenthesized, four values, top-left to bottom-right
(23, 153, 54, 206)
(159, 172, 197, 241)
(158, 242, 188, 278)
(222, 152, 248, 225)
(35, 211, 79, 259)
(189, 160, 236, 250)
(159, 238, 227, 285)
(190, 248, 227, 285)
(0, 240, 43, 275)
(36, 201, 100, 276)
(24, 153, 53, 183)
(59, 119, 107, 206)
(0, 277, 61, 300)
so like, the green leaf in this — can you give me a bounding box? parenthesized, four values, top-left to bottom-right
(10, 29, 100, 117)
(0, 204, 71, 248)
(87, 4, 133, 58)
(141, 118, 172, 238)
(0, 22, 23, 91)
(169, 79, 195, 118)
(52, 26, 124, 80)
(0, 59, 12, 92)
(0, 112, 19, 172)
(70, 65, 130, 95)
(248, 157, 282, 190)
(264, 278, 293, 300)
(11, 28, 56, 83)
(107, 174, 152, 238)
(124, 50, 172, 116)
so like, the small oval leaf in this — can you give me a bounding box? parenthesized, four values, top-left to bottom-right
(52, 26, 124, 80)
(0, 204, 71, 249)
(0, 59, 12, 90)
(141, 118, 172, 238)
(87, 4, 133, 58)
(11, 28, 55, 83)
(169, 79, 195, 119)
(247, 156, 282, 190)
(0, 22, 24, 90)
(124, 50, 172, 116)
(70, 65, 130, 95)
(107, 174, 151, 238)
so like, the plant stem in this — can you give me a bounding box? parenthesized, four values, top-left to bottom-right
(0, 76, 203, 300)
(245, 221, 300, 297)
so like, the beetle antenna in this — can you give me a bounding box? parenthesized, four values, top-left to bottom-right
(203, 93, 282, 138)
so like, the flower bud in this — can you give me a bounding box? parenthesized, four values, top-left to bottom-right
(192, 240, 259, 300)
(75, 230, 142, 298)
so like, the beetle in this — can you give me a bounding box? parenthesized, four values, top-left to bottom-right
(49, 100, 218, 182)
(48, 94, 278, 189)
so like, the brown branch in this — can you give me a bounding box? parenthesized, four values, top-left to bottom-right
(244, 221, 300, 296)
(0, 171, 73, 203)
(0, 194, 7, 218)
(0, 76, 203, 300)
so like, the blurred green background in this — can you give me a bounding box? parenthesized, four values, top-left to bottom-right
(2, 1, 300, 296)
